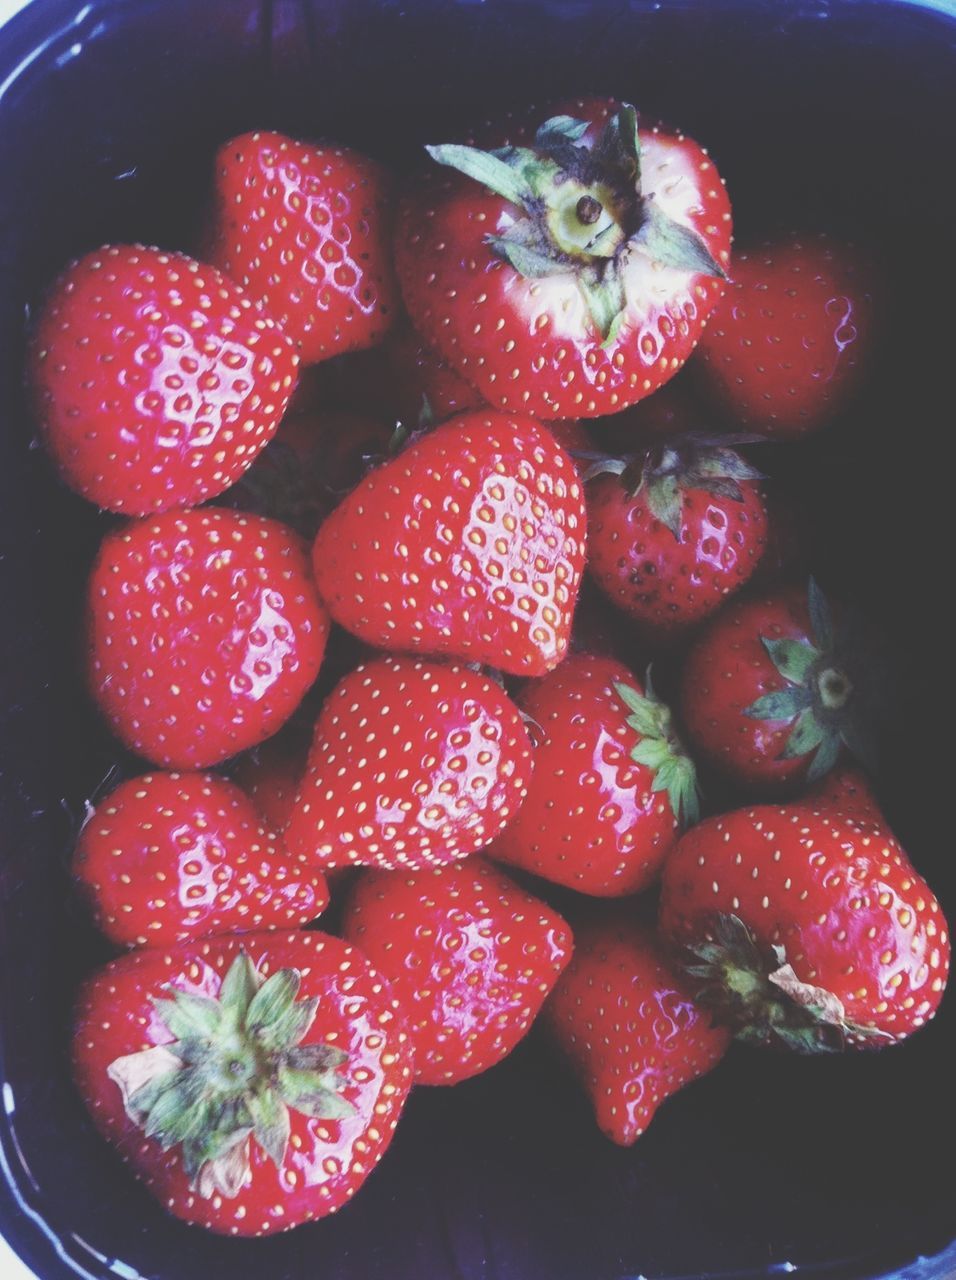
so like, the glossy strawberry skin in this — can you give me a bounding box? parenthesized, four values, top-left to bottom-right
(680, 587, 816, 790)
(73, 772, 328, 949)
(341, 858, 572, 1085)
(284, 655, 533, 872)
(694, 234, 874, 439)
(209, 132, 399, 365)
(544, 914, 730, 1146)
(87, 509, 329, 768)
(311, 412, 586, 676)
(587, 472, 767, 634)
(490, 655, 686, 896)
(71, 931, 413, 1235)
(29, 245, 298, 515)
(659, 806, 951, 1045)
(396, 99, 731, 421)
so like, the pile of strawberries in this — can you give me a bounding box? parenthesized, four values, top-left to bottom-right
(29, 99, 950, 1238)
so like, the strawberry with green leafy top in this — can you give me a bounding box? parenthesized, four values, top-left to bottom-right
(72, 932, 413, 1234)
(659, 805, 950, 1051)
(586, 434, 767, 636)
(396, 100, 731, 420)
(680, 579, 874, 791)
(491, 654, 698, 896)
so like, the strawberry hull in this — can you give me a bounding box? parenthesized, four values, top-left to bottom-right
(2, 2, 956, 1280)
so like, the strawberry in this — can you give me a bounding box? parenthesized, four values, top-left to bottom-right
(490, 654, 698, 896)
(543, 912, 730, 1146)
(208, 131, 398, 365)
(73, 771, 328, 949)
(87, 509, 329, 768)
(311, 411, 586, 676)
(694, 233, 874, 439)
(29, 244, 298, 515)
(284, 654, 532, 872)
(659, 805, 950, 1050)
(383, 319, 486, 424)
(233, 732, 309, 832)
(585, 434, 768, 636)
(341, 857, 572, 1084)
(72, 932, 413, 1234)
(679, 579, 875, 791)
(226, 406, 393, 538)
(396, 100, 731, 420)
(798, 763, 883, 823)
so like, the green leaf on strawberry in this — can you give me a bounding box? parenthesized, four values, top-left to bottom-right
(614, 676, 700, 825)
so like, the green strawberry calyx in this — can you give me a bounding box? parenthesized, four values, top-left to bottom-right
(743, 578, 872, 782)
(614, 673, 701, 825)
(107, 951, 356, 1199)
(680, 912, 892, 1053)
(584, 432, 764, 539)
(426, 105, 726, 341)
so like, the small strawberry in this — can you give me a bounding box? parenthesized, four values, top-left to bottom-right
(208, 131, 398, 365)
(490, 654, 698, 896)
(798, 763, 883, 823)
(73, 771, 328, 949)
(679, 579, 875, 791)
(659, 805, 950, 1050)
(383, 319, 486, 424)
(225, 406, 393, 537)
(284, 655, 532, 872)
(341, 858, 572, 1084)
(585, 434, 768, 636)
(29, 245, 298, 515)
(694, 233, 874, 439)
(543, 912, 730, 1146)
(233, 732, 309, 832)
(88, 509, 329, 768)
(72, 933, 413, 1234)
(311, 411, 586, 676)
(396, 100, 731, 420)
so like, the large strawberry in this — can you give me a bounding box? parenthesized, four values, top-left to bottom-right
(341, 858, 572, 1084)
(490, 654, 698, 896)
(208, 131, 398, 365)
(88, 509, 329, 768)
(72, 933, 413, 1234)
(284, 654, 532, 872)
(29, 244, 298, 515)
(396, 100, 731, 420)
(659, 805, 950, 1050)
(586, 434, 767, 636)
(311, 411, 586, 676)
(679, 579, 875, 791)
(543, 912, 730, 1146)
(693, 233, 874, 439)
(74, 772, 328, 949)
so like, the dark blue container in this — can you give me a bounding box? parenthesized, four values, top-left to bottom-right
(1, 1, 955, 1277)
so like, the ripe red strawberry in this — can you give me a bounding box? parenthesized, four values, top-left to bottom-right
(88, 509, 329, 768)
(311, 411, 586, 676)
(208, 131, 398, 365)
(679, 579, 874, 791)
(29, 244, 298, 515)
(586, 434, 768, 636)
(234, 733, 309, 832)
(659, 805, 950, 1049)
(284, 655, 532, 872)
(341, 858, 572, 1084)
(798, 764, 883, 823)
(694, 233, 874, 439)
(383, 319, 486, 423)
(226, 406, 393, 537)
(490, 654, 698, 896)
(543, 913, 730, 1145)
(72, 932, 413, 1234)
(73, 771, 328, 949)
(396, 99, 731, 420)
